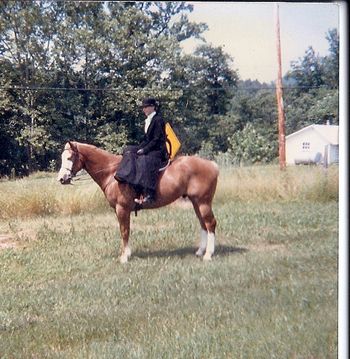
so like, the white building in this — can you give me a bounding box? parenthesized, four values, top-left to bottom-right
(286, 124, 339, 165)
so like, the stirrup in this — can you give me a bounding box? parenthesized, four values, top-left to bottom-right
(134, 195, 144, 204)
(134, 194, 154, 205)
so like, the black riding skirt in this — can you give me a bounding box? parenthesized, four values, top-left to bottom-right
(115, 145, 163, 191)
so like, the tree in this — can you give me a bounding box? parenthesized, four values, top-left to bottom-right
(167, 45, 238, 153)
(1, 1, 216, 175)
(283, 28, 339, 133)
(80, 1, 210, 151)
(5, 3, 337, 173)
(228, 123, 277, 165)
(284, 87, 339, 134)
(286, 46, 324, 94)
(321, 28, 339, 88)
(0, 1, 58, 173)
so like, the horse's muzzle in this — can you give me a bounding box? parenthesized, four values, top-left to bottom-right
(58, 174, 72, 185)
(60, 178, 71, 185)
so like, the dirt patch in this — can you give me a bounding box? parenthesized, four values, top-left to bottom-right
(0, 234, 19, 250)
(0, 228, 36, 250)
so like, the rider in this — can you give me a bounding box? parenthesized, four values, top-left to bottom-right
(115, 97, 169, 204)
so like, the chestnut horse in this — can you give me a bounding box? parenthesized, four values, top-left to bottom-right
(57, 141, 219, 263)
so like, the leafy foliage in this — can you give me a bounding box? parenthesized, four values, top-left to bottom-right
(282, 29, 339, 135)
(228, 123, 277, 164)
(0, 1, 339, 175)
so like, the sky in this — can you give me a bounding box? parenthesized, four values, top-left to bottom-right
(181, 2, 340, 83)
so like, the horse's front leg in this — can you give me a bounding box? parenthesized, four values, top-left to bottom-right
(115, 204, 131, 264)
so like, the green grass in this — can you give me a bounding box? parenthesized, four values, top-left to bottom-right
(0, 166, 338, 358)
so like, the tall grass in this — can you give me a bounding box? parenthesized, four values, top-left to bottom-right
(216, 164, 338, 204)
(0, 172, 108, 220)
(0, 165, 338, 220)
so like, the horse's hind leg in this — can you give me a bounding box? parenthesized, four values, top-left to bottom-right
(201, 204, 217, 261)
(191, 202, 207, 256)
(192, 200, 217, 260)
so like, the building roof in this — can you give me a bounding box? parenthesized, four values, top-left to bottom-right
(286, 124, 339, 145)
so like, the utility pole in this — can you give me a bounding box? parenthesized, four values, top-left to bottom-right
(275, 3, 286, 170)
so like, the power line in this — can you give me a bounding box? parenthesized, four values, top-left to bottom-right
(0, 85, 339, 92)
(0, 86, 118, 92)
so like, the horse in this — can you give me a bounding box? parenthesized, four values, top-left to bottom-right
(57, 141, 219, 263)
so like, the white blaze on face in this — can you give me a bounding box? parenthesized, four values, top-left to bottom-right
(57, 150, 74, 182)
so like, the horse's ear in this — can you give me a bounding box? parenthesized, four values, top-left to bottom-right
(68, 141, 77, 151)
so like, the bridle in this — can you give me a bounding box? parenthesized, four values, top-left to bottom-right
(58, 147, 82, 184)
(59, 147, 120, 184)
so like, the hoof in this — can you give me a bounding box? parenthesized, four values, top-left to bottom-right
(120, 255, 128, 264)
(195, 248, 205, 257)
(203, 253, 212, 261)
(120, 247, 131, 263)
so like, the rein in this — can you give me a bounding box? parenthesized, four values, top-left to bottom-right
(88, 162, 120, 176)
(64, 147, 120, 184)
(71, 162, 120, 185)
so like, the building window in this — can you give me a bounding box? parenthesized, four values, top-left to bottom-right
(302, 142, 310, 151)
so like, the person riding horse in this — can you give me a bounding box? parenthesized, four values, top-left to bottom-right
(114, 98, 169, 205)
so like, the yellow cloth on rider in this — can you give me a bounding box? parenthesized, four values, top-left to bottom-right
(165, 123, 181, 160)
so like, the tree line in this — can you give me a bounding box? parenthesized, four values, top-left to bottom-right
(0, 1, 339, 176)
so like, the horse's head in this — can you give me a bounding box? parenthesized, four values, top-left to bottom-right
(57, 141, 84, 185)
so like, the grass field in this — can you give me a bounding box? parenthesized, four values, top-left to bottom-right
(0, 165, 338, 358)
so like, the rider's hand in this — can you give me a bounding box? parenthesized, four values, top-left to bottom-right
(137, 149, 144, 155)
